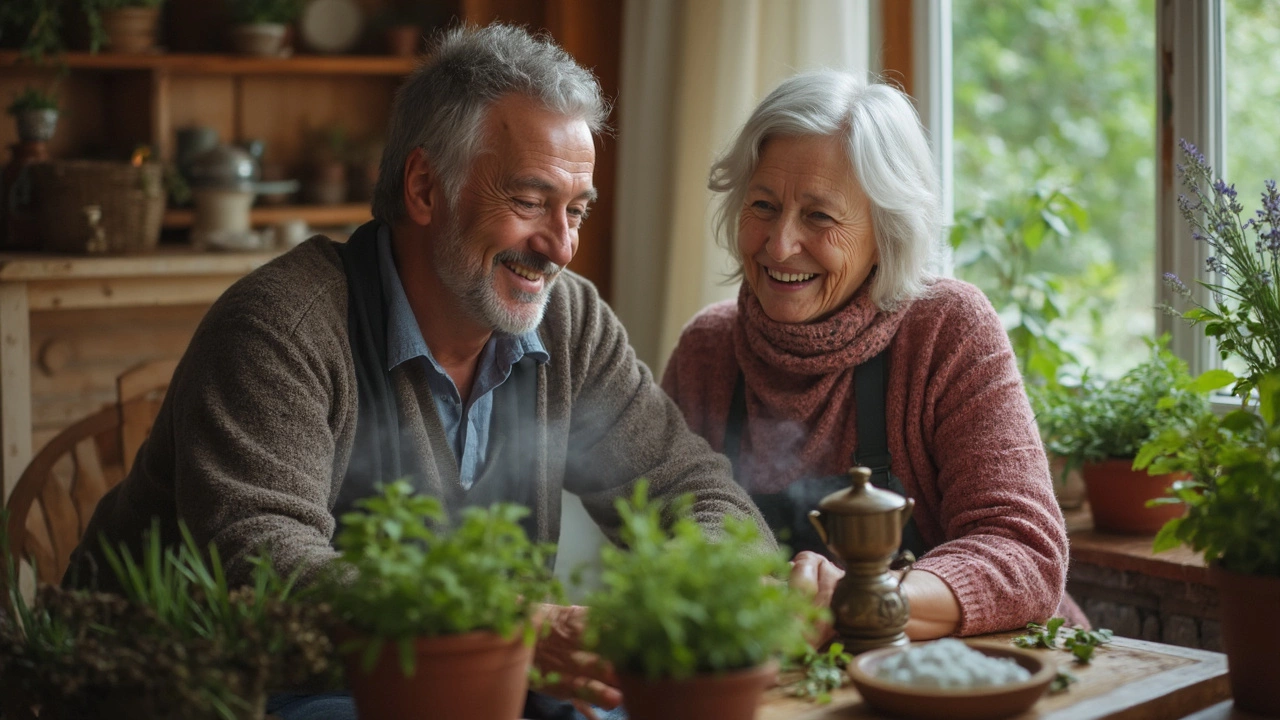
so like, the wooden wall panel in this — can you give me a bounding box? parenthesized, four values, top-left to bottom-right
(28, 304, 207, 432)
(237, 75, 397, 170)
(166, 76, 237, 158)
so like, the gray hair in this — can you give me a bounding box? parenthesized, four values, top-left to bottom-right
(372, 24, 610, 225)
(708, 70, 942, 311)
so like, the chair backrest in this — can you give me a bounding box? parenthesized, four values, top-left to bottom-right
(116, 358, 178, 475)
(4, 405, 125, 586)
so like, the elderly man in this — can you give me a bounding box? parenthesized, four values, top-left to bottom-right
(69, 23, 771, 720)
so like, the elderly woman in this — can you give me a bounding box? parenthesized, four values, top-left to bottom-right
(661, 70, 1082, 639)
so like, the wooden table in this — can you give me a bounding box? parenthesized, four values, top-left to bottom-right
(0, 249, 279, 502)
(759, 632, 1230, 720)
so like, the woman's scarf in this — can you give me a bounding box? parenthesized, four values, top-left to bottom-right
(731, 279, 909, 492)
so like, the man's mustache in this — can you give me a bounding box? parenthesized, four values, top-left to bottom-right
(494, 250, 563, 278)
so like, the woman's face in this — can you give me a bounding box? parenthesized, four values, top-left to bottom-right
(738, 134, 878, 324)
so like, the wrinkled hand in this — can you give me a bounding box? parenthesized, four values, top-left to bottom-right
(789, 551, 844, 646)
(532, 604, 622, 716)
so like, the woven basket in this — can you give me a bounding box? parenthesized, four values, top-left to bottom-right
(26, 161, 165, 254)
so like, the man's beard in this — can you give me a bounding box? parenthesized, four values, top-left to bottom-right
(433, 216, 563, 335)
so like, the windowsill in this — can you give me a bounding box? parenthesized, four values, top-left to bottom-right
(1064, 506, 1209, 585)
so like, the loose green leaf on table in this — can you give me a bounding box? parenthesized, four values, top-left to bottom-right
(782, 642, 853, 704)
(1013, 617, 1113, 668)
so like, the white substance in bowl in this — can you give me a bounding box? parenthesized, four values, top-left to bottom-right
(874, 639, 1032, 689)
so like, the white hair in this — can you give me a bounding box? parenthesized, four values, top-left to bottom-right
(372, 24, 610, 224)
(708, 70, 942, 311)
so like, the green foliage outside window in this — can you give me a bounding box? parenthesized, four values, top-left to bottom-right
(952, 0, 1156, 378)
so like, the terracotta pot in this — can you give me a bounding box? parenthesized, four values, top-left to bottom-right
(1081, 459, 1185, 534)
(1049, 454, 1086, 510)
(102, 7, 161, 54)
(617, 662, 778, 720)
(1211, 564, 1280, 717)
(344, 631, 533, 720)
(384, 25, 422, 56)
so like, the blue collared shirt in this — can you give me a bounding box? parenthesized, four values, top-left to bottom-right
(376, 226, 548, 490)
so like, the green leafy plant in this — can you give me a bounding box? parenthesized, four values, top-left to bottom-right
(951, 183, 1093, 385)
(228, 0, 304, 25)
(1013, 617, 1114, 665)
(1046, 338, 1213, 472)
(0, 0, 68, 61)
(1137, 370, 1280, 577)
(0, 516, 339, 720)
(6, 87, 59, 115)
(781, 642, 852, 704)
(321, 480, 562, 676)
(582, 482, 819, 681)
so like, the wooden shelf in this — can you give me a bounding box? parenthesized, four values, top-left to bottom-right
(0, 51, 418, 76)
(162, 203, 372, 230)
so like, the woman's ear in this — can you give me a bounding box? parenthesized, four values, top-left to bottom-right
(403, 147, 438, 226)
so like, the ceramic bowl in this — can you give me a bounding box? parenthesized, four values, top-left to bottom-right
(846, 640, 1056, 720)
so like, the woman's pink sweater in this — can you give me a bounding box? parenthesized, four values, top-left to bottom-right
(661, 278, 1069, 636)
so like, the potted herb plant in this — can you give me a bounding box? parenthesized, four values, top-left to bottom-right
(1141, 140, 1280, 717)
(6, 87, 59, 143)
(0, 518, 339, 720)
(581, 483, 818, 720)
(319, 481, 562, 720)
(227, 0, 303, 57)
(1052, 340, 1212, 534)
(1029, 382, 1088, 509)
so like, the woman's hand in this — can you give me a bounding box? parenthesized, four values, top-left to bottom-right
(789, 551, 844, 646)
(898, 569, 961, 639)
(532, 604, 622, 714)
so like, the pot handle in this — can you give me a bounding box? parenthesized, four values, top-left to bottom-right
(808, 510, 828, 546)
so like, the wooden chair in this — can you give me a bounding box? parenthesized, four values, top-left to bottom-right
(4, 358, 177, 586)
(4, 405, 125, 586)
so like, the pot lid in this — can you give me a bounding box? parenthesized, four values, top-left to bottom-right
(816, 466, 909, 516)
(188, 144, 256, 191)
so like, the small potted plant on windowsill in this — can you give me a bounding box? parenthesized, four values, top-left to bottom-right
(227, 0, 303, 57)
(318, 481, 562, 720)
(1140, 139, 1280, 717)
(581, 483, 818, 720)
(1052, 339, 1213, 535)
(6, 87, 59, 144)
(1030, 381, 1088, 510)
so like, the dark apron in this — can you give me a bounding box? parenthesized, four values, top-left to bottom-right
(724, 349, 929, 565)
(335, 222, 580, 720)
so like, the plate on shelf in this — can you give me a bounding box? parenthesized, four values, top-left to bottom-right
(299, 0, 364, 54)
(846, 640, 1056, 720)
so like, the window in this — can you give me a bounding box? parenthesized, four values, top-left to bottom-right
(910, 0, 1278, 385)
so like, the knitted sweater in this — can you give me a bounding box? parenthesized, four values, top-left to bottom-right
(72, 237, 770, 589)
(662, 279, 1067, 636)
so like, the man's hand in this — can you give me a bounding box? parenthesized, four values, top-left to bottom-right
(789, 551, 844, 646)
(532, 604, 622, 715)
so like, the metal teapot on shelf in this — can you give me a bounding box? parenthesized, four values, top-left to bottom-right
(808, 466, 916, 654)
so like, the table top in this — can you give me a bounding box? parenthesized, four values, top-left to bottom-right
(758, 631, 1230, 720)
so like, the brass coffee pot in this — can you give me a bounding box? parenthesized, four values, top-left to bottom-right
(808, 466, 915, 654)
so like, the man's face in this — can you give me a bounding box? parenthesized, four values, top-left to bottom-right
(433, 94, 596, 335)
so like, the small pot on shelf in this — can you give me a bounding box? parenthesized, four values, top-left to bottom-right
(230, 23, 288, 57)
(14, 109, 58, 144)
(102, 7, 162, 53)
(1081, 458, 1185, 534)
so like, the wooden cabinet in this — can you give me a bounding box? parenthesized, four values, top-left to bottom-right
(0, 0, 621, 297)
(0, 0, 623, 496)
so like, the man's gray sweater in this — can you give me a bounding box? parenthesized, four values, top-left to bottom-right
(70, 237, 771, 588)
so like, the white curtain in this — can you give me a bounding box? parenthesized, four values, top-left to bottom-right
(611, 0, 871, 373)
(554, 0, 870, 600)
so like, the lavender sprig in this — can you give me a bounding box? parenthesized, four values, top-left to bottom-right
(1173, 140, 1280, 398)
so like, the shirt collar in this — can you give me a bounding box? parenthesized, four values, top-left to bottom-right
(375, 224, 548, 372)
